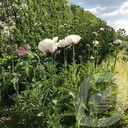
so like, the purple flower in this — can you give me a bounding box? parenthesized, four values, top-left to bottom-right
(14, 44, 31, 57)
(14, 47, 26, 57)
(22, 44, 31, 50)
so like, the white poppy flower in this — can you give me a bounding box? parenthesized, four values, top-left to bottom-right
(38, 38, 58, 54)
(65, 35, 81, 44)
(57, 39, 70, 47)
(52, 37, 58, 44)
(92, 40, 99, 46)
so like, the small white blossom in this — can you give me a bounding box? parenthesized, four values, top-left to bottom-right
(100, 27, 105, 31)
(92, 40, 99, 46)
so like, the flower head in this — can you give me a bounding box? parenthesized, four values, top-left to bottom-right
(57, 35, 81, 48)
(100, 27, 105, 31)
(92, 40, 99, 46)
(14, 44, 31, 57)
(38, 37, 58, 54)
(14, 47, 26, 56)
(65, 35, 81, 44)
(52, 37, 58, 44)
(22, 44, 31, 50)
(57, 39, 69, 48)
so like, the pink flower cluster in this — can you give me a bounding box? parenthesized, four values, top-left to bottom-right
(14, 44, 31, 57)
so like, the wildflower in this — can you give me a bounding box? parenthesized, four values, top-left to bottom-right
(14, 47, 26, 56)
(57, 39, 69, 48)
(14, 44, 31, 57)
(52, 37, 58, 44)
(100, 27, 105, 31)
(38, 37, 58, 54)
(92, 40, 99, 46)
(22, 44, 31, 50)
(113, 39, 122, 46)
(65, 35, 81, 45)
(57, 35, 81, 48)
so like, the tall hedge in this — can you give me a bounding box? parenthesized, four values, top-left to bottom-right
(0, 0, 116, 61)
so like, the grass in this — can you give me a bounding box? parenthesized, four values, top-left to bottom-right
(108, 42, 128, 127)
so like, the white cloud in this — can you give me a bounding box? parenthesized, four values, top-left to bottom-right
(74, 0, 128, 7)
(108, 19, 128, 31)
(77, 2, 83, 6)
(70, 0, 128, 35)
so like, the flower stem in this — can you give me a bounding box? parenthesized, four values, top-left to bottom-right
(107, 48, 111, 69)
(112, 50, 118, 71)
(12, 58, 14, 73)
(64, 48, 67, 69)
(73, 45, 75, 67)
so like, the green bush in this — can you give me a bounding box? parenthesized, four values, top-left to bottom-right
(0, 0, 116, 62)
(0, 38, 124, 127)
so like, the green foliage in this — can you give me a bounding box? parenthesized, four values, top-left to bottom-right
(0, 41, 125, 127)
(0, 0, 126, 127)
(0, 0, 116, 61)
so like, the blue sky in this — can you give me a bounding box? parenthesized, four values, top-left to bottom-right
(70, 0, 128, 35)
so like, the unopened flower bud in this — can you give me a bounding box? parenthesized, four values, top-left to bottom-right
(108, 43, 113, 47)
(95, 93, 103, 102)
(92, 32, 98, 39)
(93, 45, 98, 50)
(90, 56, 95, 60)
(69, 92, 75, 100)
(52, 100, 57, 105)
(86, 44, 90, 48)
(92, 40, 99, 46)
